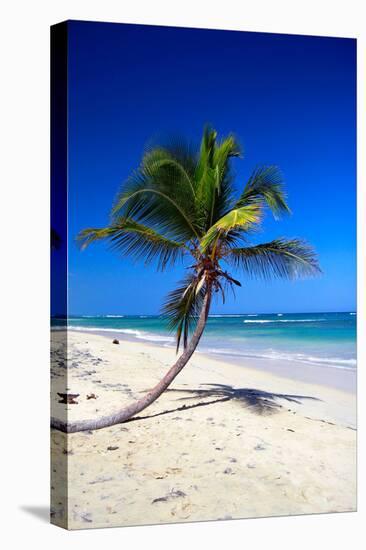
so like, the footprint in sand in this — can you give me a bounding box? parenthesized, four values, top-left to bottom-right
(152, 489, 187, 504)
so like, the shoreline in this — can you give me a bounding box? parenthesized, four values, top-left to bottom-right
(74, 329, 356, 428)
(51, 329, 356, 529)
(62, 327, 357, 395)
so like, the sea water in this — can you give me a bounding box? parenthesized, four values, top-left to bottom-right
(52, 312, 356, 372)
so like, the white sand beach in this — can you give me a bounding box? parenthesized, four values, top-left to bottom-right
(51, 330, 356, 529)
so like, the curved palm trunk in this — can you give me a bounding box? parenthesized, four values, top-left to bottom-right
(51, 289, 212, 433)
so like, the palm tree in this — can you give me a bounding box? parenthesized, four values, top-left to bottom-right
(51, 127, 320, 433)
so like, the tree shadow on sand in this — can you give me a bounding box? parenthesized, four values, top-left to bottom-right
(127, 383, 320, 422)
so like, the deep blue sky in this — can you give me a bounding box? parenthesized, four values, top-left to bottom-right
(67, 21, 356, 315)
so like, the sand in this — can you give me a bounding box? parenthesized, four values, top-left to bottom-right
(51, 330, 356, 529)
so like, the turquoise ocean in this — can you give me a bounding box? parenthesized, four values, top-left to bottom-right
(53, 312, 356, 372)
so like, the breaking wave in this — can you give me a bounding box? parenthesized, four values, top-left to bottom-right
(65, 325, 174, 343)
(243, 318, 327, 324)
(202, 346, 356, 370)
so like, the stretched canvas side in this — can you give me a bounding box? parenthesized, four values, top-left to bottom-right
(50, 21, 69, 530)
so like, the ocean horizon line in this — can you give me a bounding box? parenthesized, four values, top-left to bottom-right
(56, 310, 357, 319)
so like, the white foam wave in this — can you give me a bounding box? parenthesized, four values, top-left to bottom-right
(72, 315, 125, 319)
(209, 314, 244, 318)
(105, 315, 125, 318)
(243, 318, 327, 324)
(243, 320, 272, 323)
(203, 346, 356, 370)
(66, 325, 174, 343)
(303, 355, 356, 367)
(52, 326, 356, 371)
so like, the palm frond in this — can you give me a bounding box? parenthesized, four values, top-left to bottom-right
(111, 147, 200, 241)
(195, 126, 217, 184)
(161, 273, 206, 352)
(194, 127, 218, 230)
(209, 134, 241, 224)
(194, 128, 241, 232)
(145, 136, 198, 182)
(142, 147, 196, 199)
(212, 134, 241, 180)
(78, 217, 184, 270)
(226, 238, 321, 279)
(200, 204, 262, 252)
(235, 166, 291, 219)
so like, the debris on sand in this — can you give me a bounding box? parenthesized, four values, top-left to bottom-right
(152, 489, 187, 504)
(57, 392, 79, 404)
(86, 393, 98, 400)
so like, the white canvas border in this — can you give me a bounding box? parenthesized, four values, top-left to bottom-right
(1, 1, 364, 548)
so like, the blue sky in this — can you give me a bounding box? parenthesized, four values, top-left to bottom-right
(66, 21, 356, 315)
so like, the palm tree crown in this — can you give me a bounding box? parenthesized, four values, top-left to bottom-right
(79, 126, 320, 352)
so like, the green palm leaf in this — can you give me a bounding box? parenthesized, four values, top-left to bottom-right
(162, 273, 206, 352)
(235, 165, 291, 219)
(78, 217, 184, 270)
(200, 204, 262, 252)
(111, 148, 200, 241)
(142, 147, 197, 200)
(226, 238, 321, 279)
(195, 127, 240, 231)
